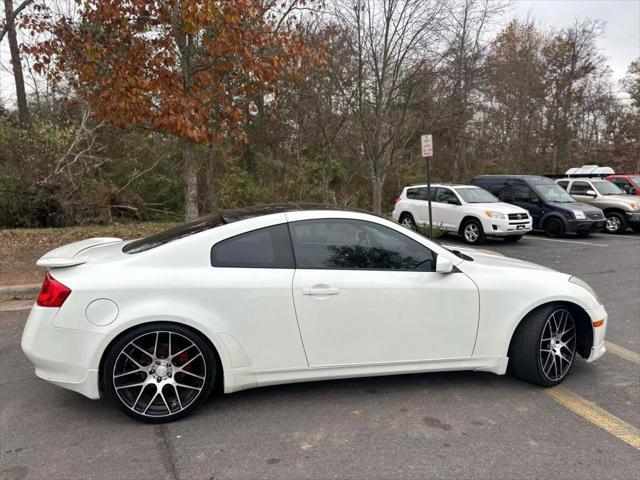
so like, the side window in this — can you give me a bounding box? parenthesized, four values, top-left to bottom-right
(406, 188, 418, 199)
(611, 179, 632, 194)
(211, 224, 294, 268)
(557, 181, 569, 190)
(417, 187, 431, 201)
(436, 188, 459, 204)
(569, 181, 590, 195)
(513, 183, 534, 202)
(289, 219, 436, 271)
(497, 185, 514, 202)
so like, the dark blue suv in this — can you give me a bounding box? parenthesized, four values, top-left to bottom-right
(471, 175, 605, 237)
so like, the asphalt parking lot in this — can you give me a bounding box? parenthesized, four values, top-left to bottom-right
(1, 231, 638, 480)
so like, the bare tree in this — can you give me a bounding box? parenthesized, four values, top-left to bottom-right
(333, 0, 446, 213)
(2, 0, 32, 126)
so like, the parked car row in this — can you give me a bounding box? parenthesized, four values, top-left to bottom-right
(392, 167, 640, 244)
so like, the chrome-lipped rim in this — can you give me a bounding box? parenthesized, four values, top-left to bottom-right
(606, 216, 621, 232)
(539, 309, 576, 381)
(113, 331, 206, 418)
(464, 223, 479, 242)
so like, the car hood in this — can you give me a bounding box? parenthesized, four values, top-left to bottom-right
(465, 202, 529, 214)
(550, 202, 602, 214)
(452, 246, 555, 272)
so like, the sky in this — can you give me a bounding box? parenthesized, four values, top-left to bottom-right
(509, 0, 640, 89)
(1, 0, 639, 104)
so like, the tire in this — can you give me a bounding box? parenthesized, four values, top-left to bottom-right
(604, 211, 627, 234)
(509, 304, 577, 387)
(399, 213, 417, 230)
(461, 218, 486, 244)
(103, 323, 216, 423)
(543, 217, 565, 238)
(503, 235, 523, 243)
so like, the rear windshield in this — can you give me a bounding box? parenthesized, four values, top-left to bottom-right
(122, 214, 226, 254)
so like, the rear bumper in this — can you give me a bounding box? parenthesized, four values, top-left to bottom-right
(21, 305, 103, 399)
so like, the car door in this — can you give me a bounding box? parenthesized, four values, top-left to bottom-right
(512, 181, 543, 226)
(569, 180, 595, 202)
(288, 215, 479, 366)
(434, 187, 463, 230)
(413, 187, 436, 225)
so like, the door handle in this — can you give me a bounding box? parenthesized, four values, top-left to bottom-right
(303, 285, 340, 296)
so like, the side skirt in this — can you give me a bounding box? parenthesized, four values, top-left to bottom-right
(223, 356, 508, 394)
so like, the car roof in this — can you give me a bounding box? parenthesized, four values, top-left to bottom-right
(123, 203, 376, 254)
(473, 175, 555, 184)
(406, 183, 477, 189)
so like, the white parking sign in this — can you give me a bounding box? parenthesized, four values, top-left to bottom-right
(421, 134, 433, 157)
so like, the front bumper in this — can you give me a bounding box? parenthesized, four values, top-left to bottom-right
(585, 303, 608, 363)
(566, 219, 605, 233)
(483, 218, 532, 236)
(21, 304, 104, 399)
(625, 212, 640, 224)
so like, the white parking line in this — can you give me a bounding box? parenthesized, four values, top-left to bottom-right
(525, 236, 609, 247)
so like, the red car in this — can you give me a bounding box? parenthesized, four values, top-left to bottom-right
(606, 174, 640, 195)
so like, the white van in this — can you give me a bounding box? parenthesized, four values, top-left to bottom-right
(392, 184, 532, 244)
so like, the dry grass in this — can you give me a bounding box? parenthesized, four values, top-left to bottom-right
(0, 222, 175, 286)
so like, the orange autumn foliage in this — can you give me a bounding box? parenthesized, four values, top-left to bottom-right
(24, 0, 320, 143)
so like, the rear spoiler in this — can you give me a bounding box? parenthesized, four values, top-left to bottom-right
(36, 237, 122, 268)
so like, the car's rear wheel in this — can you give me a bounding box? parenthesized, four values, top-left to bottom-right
(399, 213, 417, 230)
(103, 323, 216, 423)
(461, 219, 486, 244)
(509, 305, 577, 387)
(543, 217, 565, 238)
(503, 235, 523, 243)
(604, 211, 627, 234)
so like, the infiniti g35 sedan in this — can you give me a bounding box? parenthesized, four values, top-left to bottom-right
(21, 204, 607, 423)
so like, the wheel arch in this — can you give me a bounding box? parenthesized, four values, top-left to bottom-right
(97, 320, 227, 397)
(507, 300, 593, 360)
(602, 207, 626, 216)
(457, 215, 483, 234)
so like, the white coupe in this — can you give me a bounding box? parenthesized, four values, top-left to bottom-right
(21, 204, 607, 423)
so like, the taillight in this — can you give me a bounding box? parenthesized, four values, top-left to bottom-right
(37, 273, 71, 307)
(395, 197, 401, 203)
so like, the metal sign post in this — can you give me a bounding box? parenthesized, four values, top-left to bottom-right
(421, 134, 434, 238)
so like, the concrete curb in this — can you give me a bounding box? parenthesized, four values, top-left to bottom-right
(0, 283, 41, 301)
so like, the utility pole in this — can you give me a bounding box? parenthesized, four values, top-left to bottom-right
(421, 134, 434, 238)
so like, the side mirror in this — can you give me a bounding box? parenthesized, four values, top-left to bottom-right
(586, 189, 597, 197)
(435, 256, 454, 273)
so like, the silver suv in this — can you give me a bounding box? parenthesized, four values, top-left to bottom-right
(556, 178, 640, 233)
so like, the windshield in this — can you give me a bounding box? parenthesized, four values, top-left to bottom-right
(592, 180, 624, 195)
(537, 184, 575, 203)
(632, 177, 640, 188)
(455, 187, 499, 203)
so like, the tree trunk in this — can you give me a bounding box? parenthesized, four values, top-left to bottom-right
(371, 172, 383, 215)
(4, 0, 29, 127)
(183, 140, 199, 221)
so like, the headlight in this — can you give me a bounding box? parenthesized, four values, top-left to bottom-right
(485, 211, 506, 220)
(572, 210, 586, 219)
(569, 276, 602, 305)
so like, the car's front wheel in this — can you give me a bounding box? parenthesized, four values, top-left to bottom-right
(543, 217, 565, 238)
(103, 323, 216, 423)
(509, 305, 577, 387)
(461, 219, 486, 244)
(604, 211, 627, 234)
